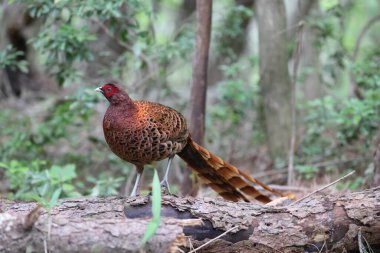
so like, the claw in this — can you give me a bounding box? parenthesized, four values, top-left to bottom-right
(159, 156, 174, 195)
(160, 179, 172, 194)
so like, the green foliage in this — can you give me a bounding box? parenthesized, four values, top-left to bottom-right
(0, 89, 98, 162)
(208, 59, 264, 154)
(215, 3, 253, 61)
(301, 56, 380, 160)
(34, 24, 96, 85)
(141, 169, 161, 246)
(155, 23, 194, 65)
(295, 1, 380, 187)
(1, 0, 193, 201)
(212, 77, 254, 124)
(0, 89, 119, 198)
(296, 165, 319, 180)
(20, 0, 150, 85)
(301, 93, 380, 158)
(88, 173, 124, 196)
(0, 45, 28, 72)
(1, 0, 378, 199)
(353, 55, 380, 90)
(337, 175, 365, 191)
(1, 160, 80, 201)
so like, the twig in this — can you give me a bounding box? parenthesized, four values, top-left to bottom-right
(301, 157, 368, 169)
(254, 169, 288, 179)
(318, 240, 327, 253)
(358, 227, 375, 253)
(363, 236, 374, 253)
(91, 18, 154, 72)
(176, 247, 186, 253)
(287, 21, 304, 186)
(188, 236, 194, 252)
(350, 15, 380, 98)
(43, 239, 48, 253)
(307, 243, 323, 253)
(288, 171, 355, 206)
(256, 157, 363, 181)
(268, 184, 308, 192)
(188, 226, 238, 253)
(352, 15, 380, 61)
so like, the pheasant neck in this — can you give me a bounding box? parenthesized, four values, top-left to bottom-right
(108, 92, 136, 109)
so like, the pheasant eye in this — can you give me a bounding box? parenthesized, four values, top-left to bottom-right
(106, 87, 112, 92)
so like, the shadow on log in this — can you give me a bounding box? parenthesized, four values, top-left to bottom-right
(1, 187, 379, 252)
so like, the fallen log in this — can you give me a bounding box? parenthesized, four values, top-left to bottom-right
(0, 187, 379, 252)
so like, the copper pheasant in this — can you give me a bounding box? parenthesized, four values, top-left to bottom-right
(96, 82, 285, 203)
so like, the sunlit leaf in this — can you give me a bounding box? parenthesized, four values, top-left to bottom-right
(141, 169, 161, 245)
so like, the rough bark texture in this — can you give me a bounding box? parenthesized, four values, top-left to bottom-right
(255, 0, 292, 160)
(1, 188, 380, 253)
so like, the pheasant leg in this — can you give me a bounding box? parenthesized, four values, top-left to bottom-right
(130, 166, 144, 197)
(160, 156, 174, 194)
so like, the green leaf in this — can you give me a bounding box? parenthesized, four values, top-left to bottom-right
(140, 169, 161, 246)
(48, 188, 62, 209)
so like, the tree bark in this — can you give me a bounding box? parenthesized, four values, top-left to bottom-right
(1, 188, 380, 252)
(190, 0, 212, 145)
(186, 0, 212, 197)
(372, 130, 380, 187)
(255, 0, 292, 161)
(290, 0, 324, 100)
(373, 149, 380, 187)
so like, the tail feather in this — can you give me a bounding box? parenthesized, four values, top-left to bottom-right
(178, 137, 285, 203)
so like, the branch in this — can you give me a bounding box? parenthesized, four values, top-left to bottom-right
(1, 188, 380, 252)
(352, 15, 380, 61)
(287, 21, 304, 186)
(91, 18, 155, 79)
(350, 15, 380, 98)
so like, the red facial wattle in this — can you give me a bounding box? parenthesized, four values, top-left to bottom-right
(102, 84, 119, 98)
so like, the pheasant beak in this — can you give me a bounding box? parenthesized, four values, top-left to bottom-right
(95, 87, 103, 93)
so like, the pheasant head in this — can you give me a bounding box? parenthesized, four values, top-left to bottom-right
(95, 82, 133, 106)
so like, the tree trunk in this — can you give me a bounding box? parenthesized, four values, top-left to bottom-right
(1, 188, 380, 252)
(373, 150, 380, 187)
(186, 0, 212, 196)
(372, 131, 380, 187)
(255, 0, 292, 161)
(190, 0, 212, 145)
(292, 0, 324, 100)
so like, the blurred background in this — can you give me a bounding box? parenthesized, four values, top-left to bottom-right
(0, 0, 379, 204)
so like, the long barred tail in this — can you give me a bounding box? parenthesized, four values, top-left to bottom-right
(177, 137, 286, 203)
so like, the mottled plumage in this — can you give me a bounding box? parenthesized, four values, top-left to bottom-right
(96, 82, 286, 203)
(103, 100, 188, 167)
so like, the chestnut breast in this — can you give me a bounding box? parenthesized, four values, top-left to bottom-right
(102, 100, 189, 166)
